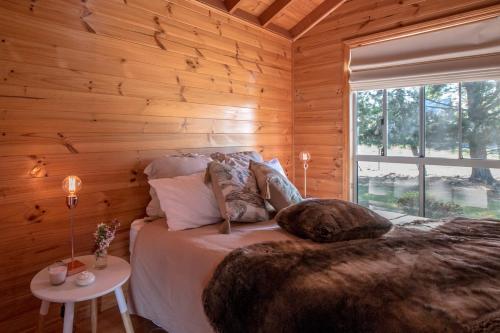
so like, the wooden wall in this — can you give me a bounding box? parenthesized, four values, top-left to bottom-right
(293, 0, 499, 199)
(0, 0, 292, 331)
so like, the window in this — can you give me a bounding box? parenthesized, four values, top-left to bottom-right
(354, 80, 500, 219)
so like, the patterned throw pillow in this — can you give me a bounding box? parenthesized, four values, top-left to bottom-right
(206, 161, 269, 233)
(210, 151, 263, 168)
(249, 160, 302, 212)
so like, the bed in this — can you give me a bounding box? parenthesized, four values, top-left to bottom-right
(130, 152, 500, 332)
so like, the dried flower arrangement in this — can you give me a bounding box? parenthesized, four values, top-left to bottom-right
(93, 219, 120, 259)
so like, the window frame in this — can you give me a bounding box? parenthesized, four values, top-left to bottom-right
(352, 82, 500, 217)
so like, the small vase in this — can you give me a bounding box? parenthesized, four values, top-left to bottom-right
(94, 250, 108, 269)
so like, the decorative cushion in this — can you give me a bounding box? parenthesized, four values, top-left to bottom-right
(148, 172, 221, 231)
(275, 199, 392, 243)
(144, 154, 212, 217)
(249, 160, 302, 212)
(206, 161, 269, 233)
(210, 151, 263, 168)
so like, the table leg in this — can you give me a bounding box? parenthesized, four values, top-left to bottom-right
(91, 299, 98, 333)
(114, 287, 134, 333)
(37, 300, 50, 333)
(63, 302, 75, 333)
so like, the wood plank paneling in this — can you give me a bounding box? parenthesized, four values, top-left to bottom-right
(292, 0, 498, 198)
(0, 0, 292, 331)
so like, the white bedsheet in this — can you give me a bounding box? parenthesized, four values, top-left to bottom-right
(129, 218, 147, 254)
(128, 219, 296, 333)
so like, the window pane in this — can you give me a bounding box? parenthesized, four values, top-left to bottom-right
(356, 90, 383, 155)
(461, 80, 500, 160)
(387, 87, 420, 156)
(425, 83, 459, 158)
(425, 165, 500, 219)
(357, 162, 419, 216)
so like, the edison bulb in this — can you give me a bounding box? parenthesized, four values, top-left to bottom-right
(299, 151, 311, 162)
(62, 176, 82, 196)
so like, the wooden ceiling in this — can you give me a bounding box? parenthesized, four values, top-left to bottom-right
(194, 0, 347, 41)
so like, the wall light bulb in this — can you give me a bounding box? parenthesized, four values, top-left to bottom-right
(62, 176, 82, 196)
(299, 151, 311, 162)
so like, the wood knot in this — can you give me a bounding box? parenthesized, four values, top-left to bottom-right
(25, 205, 46, 224)
(185, 59, 199, 70)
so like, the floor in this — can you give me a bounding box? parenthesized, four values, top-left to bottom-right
(42, 307, 167, 333)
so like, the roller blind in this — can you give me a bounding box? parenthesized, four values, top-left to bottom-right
(349, 16, 500, 90)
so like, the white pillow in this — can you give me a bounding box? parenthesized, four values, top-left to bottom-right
(148, 172, 221, 231)
(264, 158, 287, 177)
(144, 154, 212, 217)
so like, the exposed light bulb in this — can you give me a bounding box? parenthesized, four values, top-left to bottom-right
(62, 176, 82, 196)
(299, 151, 311, 162)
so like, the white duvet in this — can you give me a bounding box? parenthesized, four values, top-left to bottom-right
(128, 219, 296, 333)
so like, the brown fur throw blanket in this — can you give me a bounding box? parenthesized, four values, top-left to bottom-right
(276, 199, 392, 242)
(203, 218, 500, 333)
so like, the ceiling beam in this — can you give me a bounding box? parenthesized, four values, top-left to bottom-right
(267, 23, 292, 38)
(259, 0, 293, 27)
(290, 0, 347, 41)
(225, 0, 244, 14)
(190, 0, 291, 41)
(232, 9, 292, 38)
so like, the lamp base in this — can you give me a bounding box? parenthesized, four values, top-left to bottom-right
(66, 259, 86, 276)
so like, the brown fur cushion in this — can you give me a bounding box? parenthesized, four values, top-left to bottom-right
(275, 199, 392, 242)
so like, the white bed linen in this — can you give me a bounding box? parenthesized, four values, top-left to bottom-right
(128, 219, 296, 333)
(129, 218, 147, 254)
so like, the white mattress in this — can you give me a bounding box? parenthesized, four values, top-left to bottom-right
(129, 218, 147, 254)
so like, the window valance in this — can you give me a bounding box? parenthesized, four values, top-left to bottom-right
(349, 16, 500, 90)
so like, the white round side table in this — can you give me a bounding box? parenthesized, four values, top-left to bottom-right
(30, 255, 134, 333)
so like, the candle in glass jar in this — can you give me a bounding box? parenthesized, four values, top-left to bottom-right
(48, 262, 67, 285)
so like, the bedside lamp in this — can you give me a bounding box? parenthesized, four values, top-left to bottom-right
(62, 176, 86, 275)
(299, 151, 311, 198)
